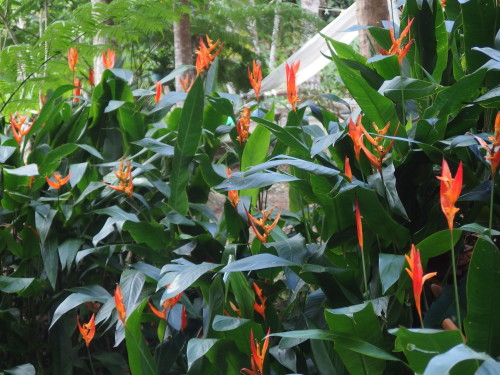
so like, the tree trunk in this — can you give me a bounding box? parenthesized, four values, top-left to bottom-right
(92, 0, 113, 84)
(269, 0, 281, 70)
(173, 0, 194, 92)
(356, 0, 389, 57)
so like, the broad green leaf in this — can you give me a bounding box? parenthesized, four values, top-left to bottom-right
(133, 138, 174, 156)
(215, 171, 298, 191)
(0, 276, 35, 293)
(58, 239, 83, 270)
(68, 162, 87, 187)
(379, 253, 406, 294)
(270, 329, 401, 362)
(228, 272, 254, 319)
(219, 254, 298, 273)
(0, 146, 16, 163)
(465, 237, 500, 357)
(4, 363, 36, 375)
(378, 77, 443, 101)
(34, 205, 56, 246)
(187, 339, 219, 370)
(476, 360, 500, 375)
(94, 206, 139, 222)
(125, 299, 158, 375)
(212, 315, 250, 331)
(416, 229, 461, 264)
(423, 344, 487, 375)
(240, 124, 271, 205)
(325, 302, 386, 375)
(50, 285, 111, 328)
(205, 275, 224, 338)
(390, 327, 464, 374)
(4, 164, 38, 176)
(39, 143, 78, 175)
(123, 221, 169, 251)
(120, 269, 146, 321)
(431, 1, 448, 82)
(169, 76, 205, 215)
(473, 86, 500, 108)
(242, 155, 339, 177)
(104, 100, 126, 112)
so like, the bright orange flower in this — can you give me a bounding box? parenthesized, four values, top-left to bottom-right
(437, 159, 463, 230)
(405, 244, 437, 324)
(154, 81, 162, 103)
(102, 49, 116, 69)
(344, 156, 352, 182)
(226, 168, 240, 208)
(347, 116, 364, 161)
(361, 121, 399, 172)
(381, 18, 414, 64)
(252, 282, 267, 319)
(179, 74, 194, 92)
(236, 107, 251, 144)
(114, 284, 126, 326)
(88, 68, 95, 87)
(355, 200, 363, 251)
(73, 78, 82, 103)
(440, 0, 447, 7)
(241, 328, 270, 375)
(77, 313, 96, 347)
(469, 113, 500, 175)
(10, 113, 34, 146)
(45, 172, 72, 190)
(68, 46, 78, 72)
(148, 290, 183, 320)
(245, 206, 282, 243)
(103, 161, 134, 198)
(248, 60, 263, 101)
(285, 61, 300, 112)
(195, 35, 223, 76)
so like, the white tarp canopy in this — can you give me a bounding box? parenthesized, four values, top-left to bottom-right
(261, 2, 358, 93)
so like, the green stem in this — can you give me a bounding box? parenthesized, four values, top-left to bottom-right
(360, 247, 369, 299)
(86, 346, 96, 375)
(488, 177, 494, 233)
(449, 229, 462, 333)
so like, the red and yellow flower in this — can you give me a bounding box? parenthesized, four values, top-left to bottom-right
(148, 290, 183, 320)
(381, 18, 414, 65)
(77, 313, 96, 347)
(236, 107, 251, 144)
(226, 168, 240, 208)
(155, 81, 162, 103)
(45, 172, 72, 190)
(195, 35, 223, 76)
(355, 200, 363, 251)
(252, 282, 267, 319)
(436, 159, 463, 230)
(10, 113, 34, 146)
(246, 205, 282, 243)
(114, 284, 127, 326)
(241, 328, 270, 375)
(102, 49, 116, 69)
(88, 68, 95, 87)
(103, 161, 134, 198)
(73, 78, 82, 103)
(68, 46, 78, 72)
(405, 244, 437, 324)
(248, 60, 262, 101)
(285, 61, 300, 112)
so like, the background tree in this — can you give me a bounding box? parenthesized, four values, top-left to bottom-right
(356, 0, 388, 57)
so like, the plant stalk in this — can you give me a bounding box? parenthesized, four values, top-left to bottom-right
(360, 247, 369, 299)
(449, 229, 462, 333)
(489, 178, 494, 233)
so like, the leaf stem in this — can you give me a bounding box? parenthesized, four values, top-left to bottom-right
(86, 345, 96, 375)
(449, 229, 462, 333)
(360, 247, 369, 299)
(489, 178, 494, 234)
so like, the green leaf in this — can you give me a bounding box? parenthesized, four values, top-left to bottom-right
(473, 86, 500, 108)
(187, 339, 219, 370)
(242, 155, 339, 177)
(123, 221, 169, 251)
(212, 315, 250, 331)
(378, 77, 443, 101)
(4, 363, 36, 375)
(94, 206, 139, 222)
(270, 329, 401, 362)
(132, 138, 174, 156)
(379, 254, 406, 294)
(120, 269, 146, 321)
(416, 229, 461, 264)
(240, 124, 271, 205)
(50, 285, 111, 328)
(465, 237, 500, 357)
(423, 344, 488, 375)
(125, 299, 158, 375)
(4, 164, 38, 176)
(0, 276, 35, 293)
(390, 327, 464, 374)
(169, 76, 205, 215)
(68, 162, 88, 187)
(58, 239, 83, 270)
(215, 171, 298, 191)
(228, 272, 254, 319)
(220, 254, 298, 273)
(325, 302, 387, 375)
(0, 145, 16, 163)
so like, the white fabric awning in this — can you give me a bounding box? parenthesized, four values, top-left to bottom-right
(261, 2, 358, 93)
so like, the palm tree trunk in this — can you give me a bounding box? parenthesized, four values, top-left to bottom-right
(356, 0, 389, 57)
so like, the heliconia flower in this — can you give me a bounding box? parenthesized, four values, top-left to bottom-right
(103, 161, 134, 198)
(68, 46, 78, 72)
(195, 35, 223, 76)
(39, 92, 47, 109)
(114, 284, 127, 326)
(45, 172, 72, 190)
(440, 0, 447, 7)
(248, 60, 262, 101)
(436, 159, 463, 230)
(236, 107, 251, 144)
(380, 18, 414, 65)
(348, 116, 364, 161)
(344, 156, 352, 182)
(241, 328, 270, 375)
(73, 78, 82, 103)
(181, 306, 187, 332)
(245, 205, 282, 243)
(252, 282, 267, 319)
(148, 290, 183, 320)
(405, 244, 437, 324)
(102, 49, 116, 69)
(10, 113, 34, 146)
(179, 74, 194, 92)
(77, 314, 96, 347)
(360, 121, 399, 172)
(226, 168, 240, 208)
(355, 200, 363, 251)
(285, 61, 300, 112)
(154, 81, 162, 103)
(88, 68, 95, 87)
